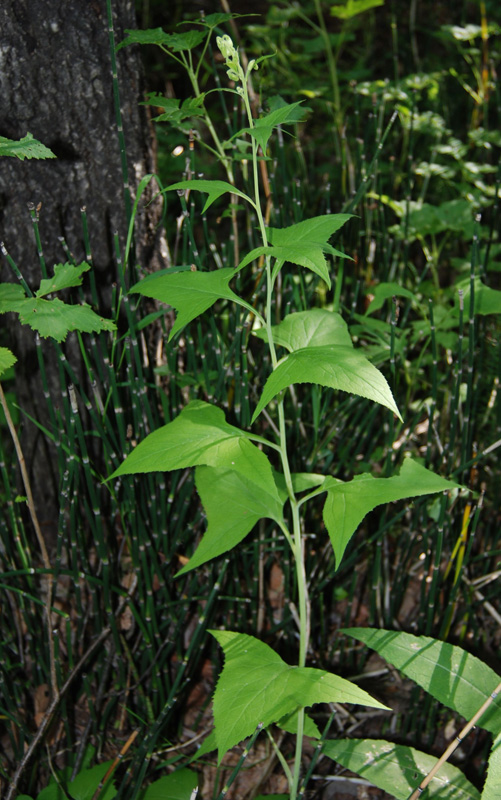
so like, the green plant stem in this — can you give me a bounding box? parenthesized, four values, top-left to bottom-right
(241, 66, 309, 800)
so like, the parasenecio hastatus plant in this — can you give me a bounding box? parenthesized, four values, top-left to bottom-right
(108, 32, 488, 799)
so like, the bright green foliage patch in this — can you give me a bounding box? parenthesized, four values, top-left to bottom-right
(253, 309, 353, 351)
(322, 458, 459, 566)
(109, 400, 278, 496)
(177, 465, 284, 574)
(323, 739, 480, 799)
(211, 630, 388, 761)
(251, 344, 402, 423)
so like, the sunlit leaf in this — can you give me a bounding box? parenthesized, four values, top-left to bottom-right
(323, 458, 459, 566)
(253, 309, 352, 351)
(251, 344, 402, 423)
(176, 465, 284, 574)
(237, 244, 332, 286)
(268, 214, 353, 247)
(109, 400, 278, 498)
(211, 631, 388, 761)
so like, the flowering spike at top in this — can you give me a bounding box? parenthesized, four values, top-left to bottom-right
(216, 34, 244, 84)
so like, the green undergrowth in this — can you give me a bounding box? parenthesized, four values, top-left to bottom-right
(1, 1, 501, 798)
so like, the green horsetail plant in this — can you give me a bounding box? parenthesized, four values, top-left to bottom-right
(108, 35, 464, 799)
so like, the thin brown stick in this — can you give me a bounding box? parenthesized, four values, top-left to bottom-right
(0, 380, 57, 697)
(408, 679, 501, 800)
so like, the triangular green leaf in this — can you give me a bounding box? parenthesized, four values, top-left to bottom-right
(176, 465, 285, 575)
(163, 179, 251, 213)
(342, 629, 501, 735)
(129, 268, 254, 341)
(323, 457, 459, 566)
(0, 132, 56, 160)
(253, 309, 352, 351)
(211, 630, 388, 761)
(268, 214, 353, 247)
(323, 739, 480, 799)
(36, 262, 91, 297)
(251, 344, 402, 423)
(0, 347, 17, 379)
(482, 732, 501, 800)
(109, 400, 278, 497)
(237, 244, 332, 286)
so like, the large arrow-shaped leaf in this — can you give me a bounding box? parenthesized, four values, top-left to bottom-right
(176, 465, 284, 575)
(251, 344, 402, 423)
(323, 739, 480, 800)
(211, 631, 388, 761)
(323, 457, 459, 566)
(237, 244, 336, 287)
(342, 629, 501, 735)
(129, 268, 255, 341)
(268, 214, 353, 247)
(253, 309, 353, 351)
(109, 400, 278, 498)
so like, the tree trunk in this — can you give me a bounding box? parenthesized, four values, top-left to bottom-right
(0, 0, 167, 540)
